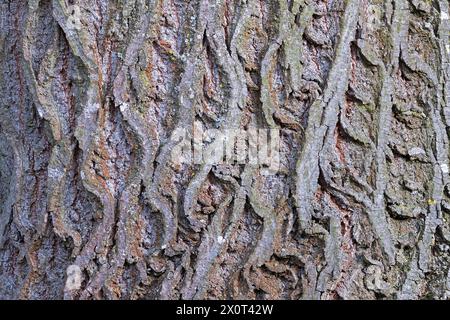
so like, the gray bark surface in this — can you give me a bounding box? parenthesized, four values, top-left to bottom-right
(1, 0, 450, 299)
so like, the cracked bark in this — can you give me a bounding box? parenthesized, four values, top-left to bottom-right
(1, 0, 450, 300)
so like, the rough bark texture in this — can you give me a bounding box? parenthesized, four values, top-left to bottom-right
(1, 0, 450, 300)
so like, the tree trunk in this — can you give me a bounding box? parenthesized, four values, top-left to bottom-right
(1, 0, 450, 300)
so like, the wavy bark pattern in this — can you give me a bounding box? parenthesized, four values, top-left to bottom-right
(1, 0, 450, 299)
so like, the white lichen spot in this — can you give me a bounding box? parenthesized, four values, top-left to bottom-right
(217, 236, 225, 244)
(106, 180, 115, 193)
(65, 264, 82, 291)
(66, 5, 82, 31)
(161, 244, 167, 250)
(87, 103, 100, 114)
(37, 107, 44, 118)
(367, 5, 382, 32)
(119, 103, 129, 113)
(441, 164, 449, 174)
(48, 168, 62, 179)
(408, 147, 425, 157)
(441, 12, 449, 20)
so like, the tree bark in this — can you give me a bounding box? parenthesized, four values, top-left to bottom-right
(1, 0, 450, 300)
